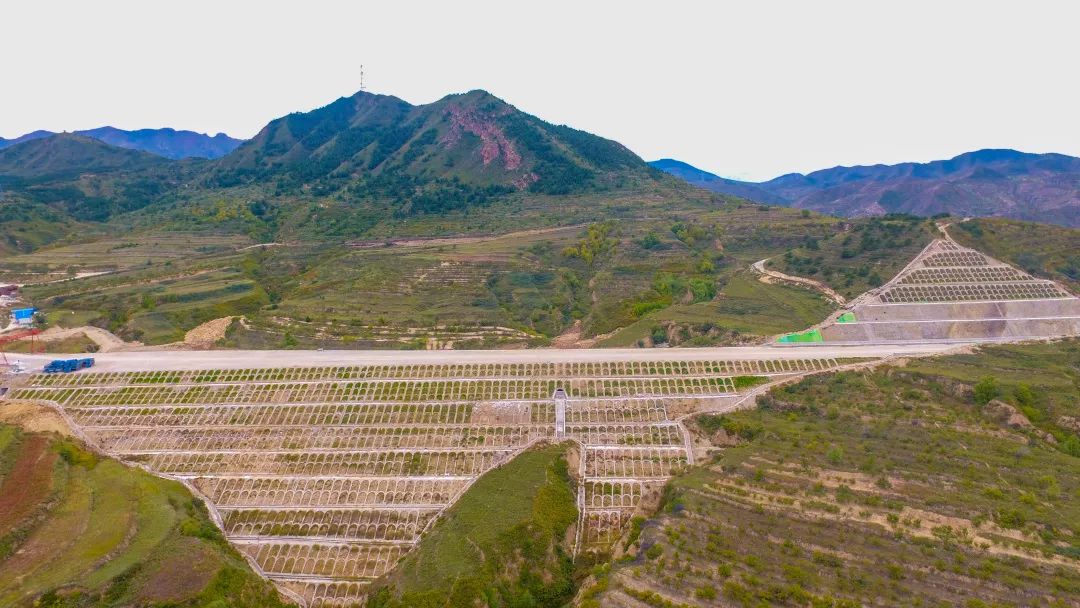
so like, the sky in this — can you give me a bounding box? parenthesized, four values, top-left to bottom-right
(5, 1, 1080, 181)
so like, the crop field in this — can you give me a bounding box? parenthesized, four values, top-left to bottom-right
(0, 232, 252, 283)
(19, 253, 268, 344)
(4, 204, 905, 350)
(3, 356, 855, 607)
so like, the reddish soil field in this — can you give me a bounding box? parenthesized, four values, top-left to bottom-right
(0, 435, 57, 534)
(133, 537, 220, 603)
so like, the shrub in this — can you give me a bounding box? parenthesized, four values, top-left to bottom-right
(973, 376, 1000, 405)
(826, 445, 844, 465)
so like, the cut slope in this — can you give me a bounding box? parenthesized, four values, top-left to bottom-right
(949, 217, 1080, 293)
(813, 237, 1080, 343)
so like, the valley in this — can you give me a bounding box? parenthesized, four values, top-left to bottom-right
(1, 78, 1079, 608)
(3, 230, 1079, 606)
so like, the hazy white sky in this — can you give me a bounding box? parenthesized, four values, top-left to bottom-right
(5, 1, 1080, 181)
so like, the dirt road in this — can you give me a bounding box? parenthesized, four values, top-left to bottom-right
(348, 224, 586, 249)
(752, 259, 847, 305)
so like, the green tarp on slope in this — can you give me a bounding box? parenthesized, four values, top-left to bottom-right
(777, 329, 823, 343)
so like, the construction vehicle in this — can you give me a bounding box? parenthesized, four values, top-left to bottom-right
(43, 357, 94, 374)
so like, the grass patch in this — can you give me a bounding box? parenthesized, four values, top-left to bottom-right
(369, 442, 578, 608)
(600, 274, 835, 346)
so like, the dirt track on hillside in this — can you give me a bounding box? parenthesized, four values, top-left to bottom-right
(348, 224, 586, 249)
(752, 258, 847, 305)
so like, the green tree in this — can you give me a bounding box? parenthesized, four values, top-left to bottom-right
(1013, 383, 1035, 407)
(973, 376, 1000, 405)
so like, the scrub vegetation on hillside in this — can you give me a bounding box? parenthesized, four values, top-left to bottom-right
(584, 340, 1080, 607)
(0, 424, 292, 608)
(766, 214, 939, 299)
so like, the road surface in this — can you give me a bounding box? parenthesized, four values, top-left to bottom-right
(7, 343, 968, 373)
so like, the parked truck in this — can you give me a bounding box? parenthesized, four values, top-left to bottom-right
(43, 357, 94, 374)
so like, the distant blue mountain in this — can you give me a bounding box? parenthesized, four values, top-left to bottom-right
(651, 151, 1080, 227)
(0, 127, 243, 159)
(647, 159, 787, 204)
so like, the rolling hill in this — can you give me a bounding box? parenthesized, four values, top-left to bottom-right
(0, 133, 168, 180)
(653, 150, 1080, 227)
(76, 126, 243, 159)
(0, 134, 189, 225)
(0, 87, 673, 255)
(0, 127, 242, 159)
(4, 87, 1078, 350)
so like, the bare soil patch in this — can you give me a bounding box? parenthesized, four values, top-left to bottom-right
(183, 317, 236, 348)
(0, 401, 73, 437)
(133, 536, 220, 603)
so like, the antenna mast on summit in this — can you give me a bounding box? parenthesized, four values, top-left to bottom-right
(360, 65, 365, 92)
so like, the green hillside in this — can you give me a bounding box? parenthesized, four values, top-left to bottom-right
(585, 339, 1080, 607)
(0, 133, 167, 180)
(217, 89, 647, 199)
(367, 443, 578, 608)
(0, 424, 292, 608)
(0, 134, 193, 224)
(766, 213, 939, 299)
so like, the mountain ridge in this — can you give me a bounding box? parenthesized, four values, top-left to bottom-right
(647, 158, 787, 204)
(652, 150, 1080, 226)
(217, 88, 650, 199)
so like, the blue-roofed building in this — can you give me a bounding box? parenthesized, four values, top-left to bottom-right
(11, 307, 36, 326)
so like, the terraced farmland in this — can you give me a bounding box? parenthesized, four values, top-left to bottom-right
(5, 356, 849, 607)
